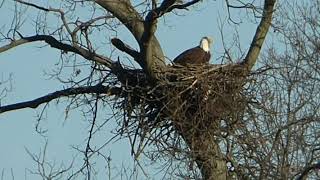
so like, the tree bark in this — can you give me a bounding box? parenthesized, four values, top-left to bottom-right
(184, 131, 227, 180)
(95, 0, 166, 75)
(242, 0, 276, 71)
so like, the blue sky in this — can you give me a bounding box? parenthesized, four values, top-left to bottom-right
(0, 0, 258, 179)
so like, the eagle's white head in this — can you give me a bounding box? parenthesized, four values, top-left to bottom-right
(199, 36, 213, 52)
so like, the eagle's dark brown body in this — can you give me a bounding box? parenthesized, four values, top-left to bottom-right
(173, 37, 212, 65)
(173, 46, 211, 65)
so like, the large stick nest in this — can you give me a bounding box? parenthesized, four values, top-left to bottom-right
(114, 63, 248, 159)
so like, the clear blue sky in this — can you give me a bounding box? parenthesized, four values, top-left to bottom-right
(0, 1, 258, 179)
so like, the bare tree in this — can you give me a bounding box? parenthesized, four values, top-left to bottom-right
(3, 0, 319, 179)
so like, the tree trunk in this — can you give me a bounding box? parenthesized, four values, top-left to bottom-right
(179, 123, 227, 180)
(187, 132, 227, 180)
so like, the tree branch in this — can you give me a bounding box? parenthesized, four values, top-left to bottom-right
(111, 38, 140, 60)
(165, 0, 201, 14)
(95, 0, 166, 75)
(297, 161, 320, 180)
(242, 0, 276, 71)
(14, 0, 74, 35)
(95, 0, 203, 77)
(0, 34, 114, 68)
(0, 84, 121, 114)
(14, 0, 50, 11)
(141, 0, 169, 77)
(146, 0, 202, 19)
(141, 0, 202, 77)
(151, 0, 177, 19)
(95, 0, 143, 43)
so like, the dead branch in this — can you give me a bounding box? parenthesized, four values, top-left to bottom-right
(111, 38, 140, 60)
(0, 34, 114, 67)
(0, 84, 121, 114)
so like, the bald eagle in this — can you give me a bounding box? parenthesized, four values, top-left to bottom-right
(173, 36, 213, 65)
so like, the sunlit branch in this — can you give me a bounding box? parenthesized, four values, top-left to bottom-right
(95, 0, 144, 42)
(242, 0, 276, 71)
